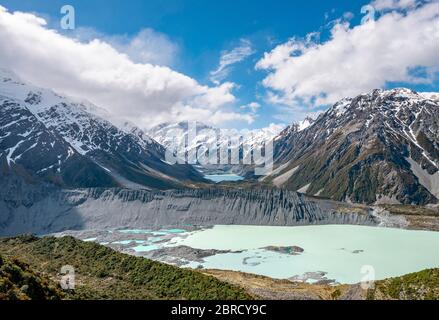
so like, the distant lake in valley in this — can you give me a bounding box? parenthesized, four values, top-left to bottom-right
(204, 174, 245, 183)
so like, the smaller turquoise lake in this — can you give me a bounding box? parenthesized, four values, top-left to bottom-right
(205, 174, 245, 183)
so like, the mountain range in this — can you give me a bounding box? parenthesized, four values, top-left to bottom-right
(147, 121, 284, 174)
(0, 69, 205, 191)
(1, 68, 438, 209)
(265, 88, 439, 205)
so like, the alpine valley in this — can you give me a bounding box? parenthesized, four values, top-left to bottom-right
(1, 68, 439, 300)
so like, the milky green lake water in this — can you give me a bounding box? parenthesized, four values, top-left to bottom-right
(172, 225, 439, 284)
(204, 174, 244, 183)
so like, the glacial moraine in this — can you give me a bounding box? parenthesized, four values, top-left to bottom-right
(0, 187, 378, 236)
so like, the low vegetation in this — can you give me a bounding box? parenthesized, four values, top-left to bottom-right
(0, 235, 252, 300)
(0, 254, 62, 300)
(381, 204, 439, 217)
(367, 269, 439, 300)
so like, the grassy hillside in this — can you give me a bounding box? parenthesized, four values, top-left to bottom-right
(367, 269, 439, 300)
(0, 235, 252, 300)
(0, 254, 62, 300)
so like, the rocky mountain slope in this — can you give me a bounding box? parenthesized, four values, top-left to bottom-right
(266, 89, 439, 205)
(0, 69, 205, 190)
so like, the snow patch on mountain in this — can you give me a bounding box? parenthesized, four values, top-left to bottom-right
(148, 121, 284, 170)
(329, 98, 352, 117)
(0, 68, 205, 189)
(420, 92, 439, 101)
(297, 117, 314, 132)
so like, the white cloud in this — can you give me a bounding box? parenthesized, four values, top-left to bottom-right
(240, 102, 261, 113)
(106, 28, 179, 67)
(256, 1, 439, 109)
(0, 6, 253, 128)
(64, 27, 179, 67)
(210, 39, 255, 84)
(154, 104, 256, 126)
(371, 0, 419, 11)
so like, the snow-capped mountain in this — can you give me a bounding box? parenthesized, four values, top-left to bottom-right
(148, 121, 284, 173)
(274, 116, 315, 143)
(267, 88, 439, 205)
(148, 121, 215, 157)
(420, 92, 439, 101)
(0, 69, 205, 189)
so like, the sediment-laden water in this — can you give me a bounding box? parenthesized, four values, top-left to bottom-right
(59, 224, 439, 285)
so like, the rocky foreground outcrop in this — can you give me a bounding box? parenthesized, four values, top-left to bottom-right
(0, 186, 378, 236)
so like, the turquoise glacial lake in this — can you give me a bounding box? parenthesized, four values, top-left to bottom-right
(172, 225, 439, 284)
(204, 174, 244, 183)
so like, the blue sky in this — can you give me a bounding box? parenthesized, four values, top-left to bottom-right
(1, 0, 438, 129)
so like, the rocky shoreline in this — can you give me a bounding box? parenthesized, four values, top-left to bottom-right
(143, 246, 244, 267)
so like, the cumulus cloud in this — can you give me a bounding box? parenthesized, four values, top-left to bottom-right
(64, 26, 179, 67)
(72, 28, 180, 67)
(256, 1, 439, 109)
(153, 104, 256, 126)
(112, 29, 179, 66)
(371, 0, 420, 11)
(240, 102, 261, 113)
(0, 6, 253, 128)
(210, 39, 255, 84)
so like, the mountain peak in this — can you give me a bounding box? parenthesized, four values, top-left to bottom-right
(370, 88, 421, 99)
(0, 69, 205, 190)
(359, 88, 439, 105)
(0, 68, 25, 86)
(323, 87, 439, 123)
(270, 87, 439, 205)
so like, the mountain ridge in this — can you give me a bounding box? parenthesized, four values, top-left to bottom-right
(267, 88, 439, 205)
(0, 69, 206, 190)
